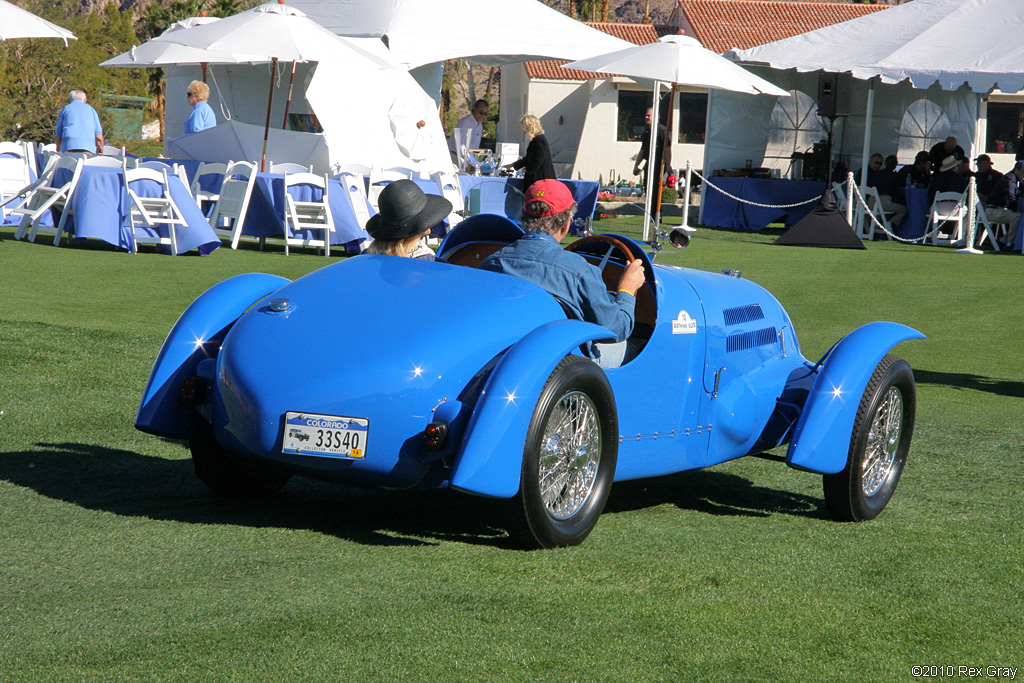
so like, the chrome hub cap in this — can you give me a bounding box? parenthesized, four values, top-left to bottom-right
(538, 391, 601, 519)
(862, 387, 903, 496)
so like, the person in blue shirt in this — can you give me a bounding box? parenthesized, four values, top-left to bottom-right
(481, 179, 645, 368)
(55, 90, 103, 155)
(183, 80, 216, 135)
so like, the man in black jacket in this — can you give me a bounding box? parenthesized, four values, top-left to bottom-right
(633, 108, 672, 207)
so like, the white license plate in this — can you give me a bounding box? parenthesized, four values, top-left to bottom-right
(282, 412, 368, 459)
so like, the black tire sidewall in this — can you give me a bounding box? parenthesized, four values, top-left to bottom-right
(830, 355, 916, 521)
(519, 356, 618, 548)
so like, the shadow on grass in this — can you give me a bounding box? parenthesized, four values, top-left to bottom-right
(915, 369, 1024, 398)
(0, 441, 828, 548)
(605, 468, 828, 520)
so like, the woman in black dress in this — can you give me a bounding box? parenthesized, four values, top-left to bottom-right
(509, 114, 556, 192)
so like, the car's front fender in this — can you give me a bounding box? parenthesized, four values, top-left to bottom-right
(450, 319, 615, 498)
(135, 273, 290, 439)
(785, 322, 925, 474)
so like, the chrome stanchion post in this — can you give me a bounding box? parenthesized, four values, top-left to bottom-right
(956, 176, 983, 255)
(681, 159, 694, 232)
(845, 171, 855, 231)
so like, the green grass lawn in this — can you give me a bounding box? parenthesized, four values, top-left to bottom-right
(1, 219, 1021, 682)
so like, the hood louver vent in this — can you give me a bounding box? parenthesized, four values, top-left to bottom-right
(722, 304, 764, 326)
(726, 326, 777, 353)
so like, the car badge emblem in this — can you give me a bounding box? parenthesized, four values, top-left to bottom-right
(672, 310, 697, 335)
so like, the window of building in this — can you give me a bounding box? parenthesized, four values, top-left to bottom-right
(985, 101, 1024, 154)
(676, 92, 708, 144)
(617, 90, 650, 142)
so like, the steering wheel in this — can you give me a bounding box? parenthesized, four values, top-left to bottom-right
(564, 234, 634, 273)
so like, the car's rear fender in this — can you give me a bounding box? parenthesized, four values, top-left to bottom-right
(135, 273, 290, 439)
(450, 319, 615, 499)
(785, 322, 924, 474)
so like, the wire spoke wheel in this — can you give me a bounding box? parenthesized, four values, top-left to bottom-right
(538, 391, 601, 519)
(862, 386, 903, 497)
(510, 356, 617, 549)
(824, 354, 916, 522)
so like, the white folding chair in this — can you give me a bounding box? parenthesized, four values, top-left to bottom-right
(431, 169, 464, 232)
(209, 161, 257, 250)
(269, 161, 313, 174)
(858, 185, 893, 241)
(82, 155, 125, 168)
(929, 191, 968, 246)
(0, 155, 32, 221)
(383, 166, 416, 179)
(367, 168, 411, 212)
(191, 161, 228, 209)
(101, 145, 125, 157)
(6, 154, 82, 245)
(333, 162, 371, 177)
(282, 172, 335, 256)
(973, 198, 1003, 251)
(123, 164, 189, 255)
(335, 172, 373, 233)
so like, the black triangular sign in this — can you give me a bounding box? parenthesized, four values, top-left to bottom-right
(773, 189, 866, 249)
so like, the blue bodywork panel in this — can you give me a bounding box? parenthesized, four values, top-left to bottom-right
(451, 319, 617, 498)
(785, 322, 925, 474)
(135, 273, 290, 439)
(136, 219, 923, 500)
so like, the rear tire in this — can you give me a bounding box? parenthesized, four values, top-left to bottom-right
(190, 425, 290, 498)
(823, 354, 915, 521)
(509, 356, 617, 548)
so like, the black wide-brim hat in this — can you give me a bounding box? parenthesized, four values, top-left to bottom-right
(366, 179, 453, 241)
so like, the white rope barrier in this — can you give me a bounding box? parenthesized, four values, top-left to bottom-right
(848, 181, 968, 245)
(694, 169, 823, 209)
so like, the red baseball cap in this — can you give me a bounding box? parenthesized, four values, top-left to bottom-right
(523, 179, 574, 217)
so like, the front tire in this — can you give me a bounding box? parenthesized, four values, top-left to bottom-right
(510, 356, 618, 548)
(190, 425, 291, 498)
(823, 354, 916, 521)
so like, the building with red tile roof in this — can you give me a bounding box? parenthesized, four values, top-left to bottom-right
(497, 0, 895, 183)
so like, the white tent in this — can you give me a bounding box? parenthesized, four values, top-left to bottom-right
(150, 3, 451, 175)
(284, 0, 633, 69)
(165, 59, 451, 174)
(708, 0, 1022, 192)
(730, 0, 1024, 94)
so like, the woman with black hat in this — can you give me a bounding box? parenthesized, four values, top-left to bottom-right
(364, 179, 452, 260)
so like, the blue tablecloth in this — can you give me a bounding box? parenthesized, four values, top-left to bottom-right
(702, 177, 825, 230)
(54, 165, 220, 255)
(898, 187, 930, 241)
(456, 176, 599, 227)
(242, 173, 369, 252)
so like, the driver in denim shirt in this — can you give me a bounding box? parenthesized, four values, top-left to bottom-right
(481, 179, 645, 367)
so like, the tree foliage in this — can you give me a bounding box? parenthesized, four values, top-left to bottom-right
(0, 0, 147, 144)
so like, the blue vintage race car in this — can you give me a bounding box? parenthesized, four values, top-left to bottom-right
(136, 215, 923, 548)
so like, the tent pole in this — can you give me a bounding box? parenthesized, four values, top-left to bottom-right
(282, 60, 297, 129)
(643, 82, 662, 242)
(859, 79, 875, 189)
(201, 62, 208, 84)
(261, 57, 278, 173)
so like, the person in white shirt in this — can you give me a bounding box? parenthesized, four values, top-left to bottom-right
(448, 99, 489, 166)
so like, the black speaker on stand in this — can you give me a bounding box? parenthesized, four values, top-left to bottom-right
(817, 72, 852, 185)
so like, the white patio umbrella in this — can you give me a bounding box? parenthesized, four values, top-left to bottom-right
(564, 35, 789, 239)
(101, 16, 262, 75)
(155, 0, 398, 170)
(0, 0, 76, 44)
